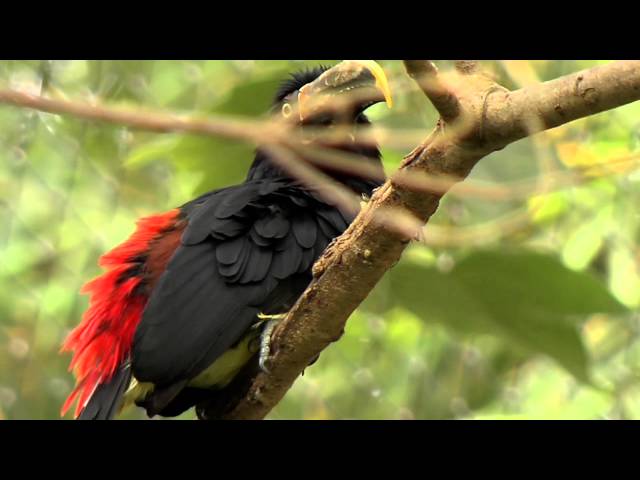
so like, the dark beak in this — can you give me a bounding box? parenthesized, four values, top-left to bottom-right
(297, 60, 393, 121)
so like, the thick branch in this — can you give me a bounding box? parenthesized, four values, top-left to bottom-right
(483, 61, 640, 146)
(210, 60, 640, 420)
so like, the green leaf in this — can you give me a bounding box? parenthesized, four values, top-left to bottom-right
(385, 249, 628, 383)
(455, 250, 627, 317)
(212, 72, 288, 117)
(608, 243, 640, 307)
(561, 212, 608, 270)
(124, 136, 182, 168)
(528, 191, 569, 224)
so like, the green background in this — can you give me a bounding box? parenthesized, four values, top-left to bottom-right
(1, 60, 639, 420)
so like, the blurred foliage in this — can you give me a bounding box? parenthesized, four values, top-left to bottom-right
(1, 60, 639, 420)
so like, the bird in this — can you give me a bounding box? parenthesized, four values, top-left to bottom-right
(60, 60, 393, 420)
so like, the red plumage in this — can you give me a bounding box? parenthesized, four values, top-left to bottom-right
(60, 209, 180, 418)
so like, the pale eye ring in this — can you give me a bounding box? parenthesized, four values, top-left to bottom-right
(282, 103, 292, 117)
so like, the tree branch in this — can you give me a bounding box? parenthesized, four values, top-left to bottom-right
(203, 60, 640, 420)
(403, 60, 460, 122)
(0, 88, 270, 142)
(0, 83, 373, 223)
(484, 61, 640, 145)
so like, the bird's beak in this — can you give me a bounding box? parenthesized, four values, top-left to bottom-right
(297, 60, 393, 121)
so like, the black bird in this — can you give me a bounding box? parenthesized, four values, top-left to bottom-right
(60, 61, 392, 419)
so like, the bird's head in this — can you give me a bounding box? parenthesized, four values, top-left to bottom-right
(249, 61, 393, 196)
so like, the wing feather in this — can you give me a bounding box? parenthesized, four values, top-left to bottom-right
(131, 180, 350, 389)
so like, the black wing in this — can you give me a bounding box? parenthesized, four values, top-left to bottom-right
(131, 179, 350, 387)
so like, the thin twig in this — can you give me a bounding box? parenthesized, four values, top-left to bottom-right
(403, 60, 461, 122)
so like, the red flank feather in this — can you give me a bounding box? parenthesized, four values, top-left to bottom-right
(60, 209, 180, 418)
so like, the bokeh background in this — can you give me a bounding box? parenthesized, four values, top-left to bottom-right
(1, 60, 639, 420)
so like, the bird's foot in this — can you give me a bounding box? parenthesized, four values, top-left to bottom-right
(360, 193, 370, 210)
(256, 312, 287, 374)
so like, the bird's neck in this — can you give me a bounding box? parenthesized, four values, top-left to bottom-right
(247, 145, 384, 198)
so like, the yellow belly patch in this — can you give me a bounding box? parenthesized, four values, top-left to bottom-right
(189, 332, 256, 388)
(120, 329, 258, 415)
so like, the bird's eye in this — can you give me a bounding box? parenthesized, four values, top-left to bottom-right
(282, 103, 292, 118)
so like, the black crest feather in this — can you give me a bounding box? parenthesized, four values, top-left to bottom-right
(274, 65, 331, 103)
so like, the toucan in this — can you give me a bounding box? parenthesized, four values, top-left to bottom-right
(60, 60, 393, 419)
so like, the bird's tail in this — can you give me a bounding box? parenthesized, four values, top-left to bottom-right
(77, 363, 132, 420)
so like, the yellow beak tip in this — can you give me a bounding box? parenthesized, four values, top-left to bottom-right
(353, 60, 393, 109)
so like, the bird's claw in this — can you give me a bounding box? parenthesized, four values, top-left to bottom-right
(257, 313, 287, 374)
